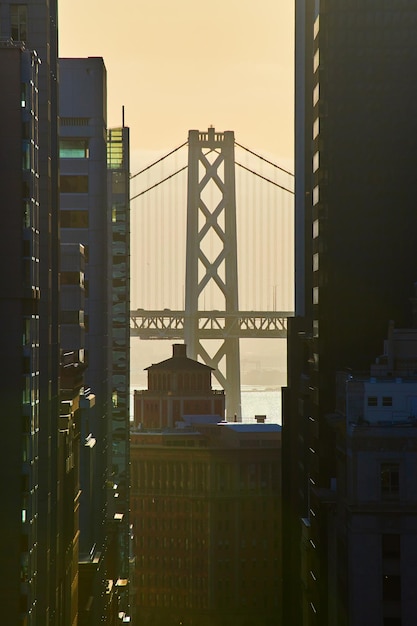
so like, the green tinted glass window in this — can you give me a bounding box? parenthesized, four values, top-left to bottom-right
(59, 139, 89, 159)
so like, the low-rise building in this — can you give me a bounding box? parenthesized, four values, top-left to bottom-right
(134, 343, 226, 429)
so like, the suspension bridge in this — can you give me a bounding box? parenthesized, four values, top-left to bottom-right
(130, 127, 294, 418)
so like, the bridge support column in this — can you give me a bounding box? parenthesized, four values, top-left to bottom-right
(185, 128, 241, 419)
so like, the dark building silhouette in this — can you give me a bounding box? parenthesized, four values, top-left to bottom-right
(0, 1, 61, 622)
(131, 345, 282, 626)
(327, 324, 417, 626)
(0, 8, 130, 626)
(283, 2, 417, 625)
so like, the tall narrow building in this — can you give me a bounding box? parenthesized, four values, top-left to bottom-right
(0, 1, 60, 623)
(59, 57, 111, 623)
(59, 57, 131, 624)
(283, 3, 417, 625)
(0, 40, 42, 623)
(107, 124, 131, 619)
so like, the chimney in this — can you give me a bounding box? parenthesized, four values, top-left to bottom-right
(255, 415, 266, 424)
(173, 344, 187, 358)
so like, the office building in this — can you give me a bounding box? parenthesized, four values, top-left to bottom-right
(328, 324, 417, 625)
(107, 125, 131, 618)
(59, 57, 131, 624)
(283, 3, 417, 625)
(59, 58, 110, 623)
(131, 346, 281, 626)
(0, 0, 61, 622)
(0, 39, 42, 622)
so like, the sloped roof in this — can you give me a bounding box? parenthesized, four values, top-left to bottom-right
(145, 355, 213, 372)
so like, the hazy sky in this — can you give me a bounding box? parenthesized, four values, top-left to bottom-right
(59, 0, 294, 166)
(58, 1, 294, 387)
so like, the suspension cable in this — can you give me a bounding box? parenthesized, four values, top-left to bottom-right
(235, 162, 294, 194)
(130, 142, 188, 180)
(235, 141, 294, 177)
(130, 166, 188, 201)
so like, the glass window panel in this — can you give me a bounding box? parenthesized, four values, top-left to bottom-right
(59, 139, 89, 158)
(380, 463, 399, 499)
(60, 210, 89, 229)
(313, 117, 319, 139)
(11, 4, 27, 41)
(60, 175, 88, 193)
(382, 534, 400, 559)
(382, 575, 401, 601)
(313, 151, 319, 172)
(112, 171, 126, 193)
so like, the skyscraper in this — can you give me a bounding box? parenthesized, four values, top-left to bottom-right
(107, 124, 131, 619)
(59, 57, 131, 624)
(0, 2, 60, 623)
(283, 2, 417, 625)
(0, 39, 42, 623)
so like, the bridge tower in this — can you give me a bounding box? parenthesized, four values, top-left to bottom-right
(185, 128, 241, 418)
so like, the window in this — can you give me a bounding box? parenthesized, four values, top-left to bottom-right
(380, 463, 399, 499)
(59, 139, 89, 159)
(60, 175, 88, 193)
(60, 310, 83, 324)
(21, 83, 28, 108)
(11, 4, 27, 41)
(313, 117, 319, 139)
(383, 396, 393, 407)
(382, 575, 401, 601)
(60, 210, 89, 228)
(61, 272, 84, 286)
(382, 534, 400, 559)
(313, 49, 320, 73)
(367, 396, 378, 406)
(313, 83, 320, 106)
(112, 171, 126, 193)
(313, 151, 319, 173)
(313, 15, 319, 39)
(313, 185, 319, 205)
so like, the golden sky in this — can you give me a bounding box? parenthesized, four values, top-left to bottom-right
(59, 0, 294, 165)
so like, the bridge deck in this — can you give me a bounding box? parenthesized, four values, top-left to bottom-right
(130, 309, 293, 339)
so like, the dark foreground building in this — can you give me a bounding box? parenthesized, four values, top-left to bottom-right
(283, 2, 417, 625)
(0, 2, 61, 623)
(328, 323, 417, 626)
